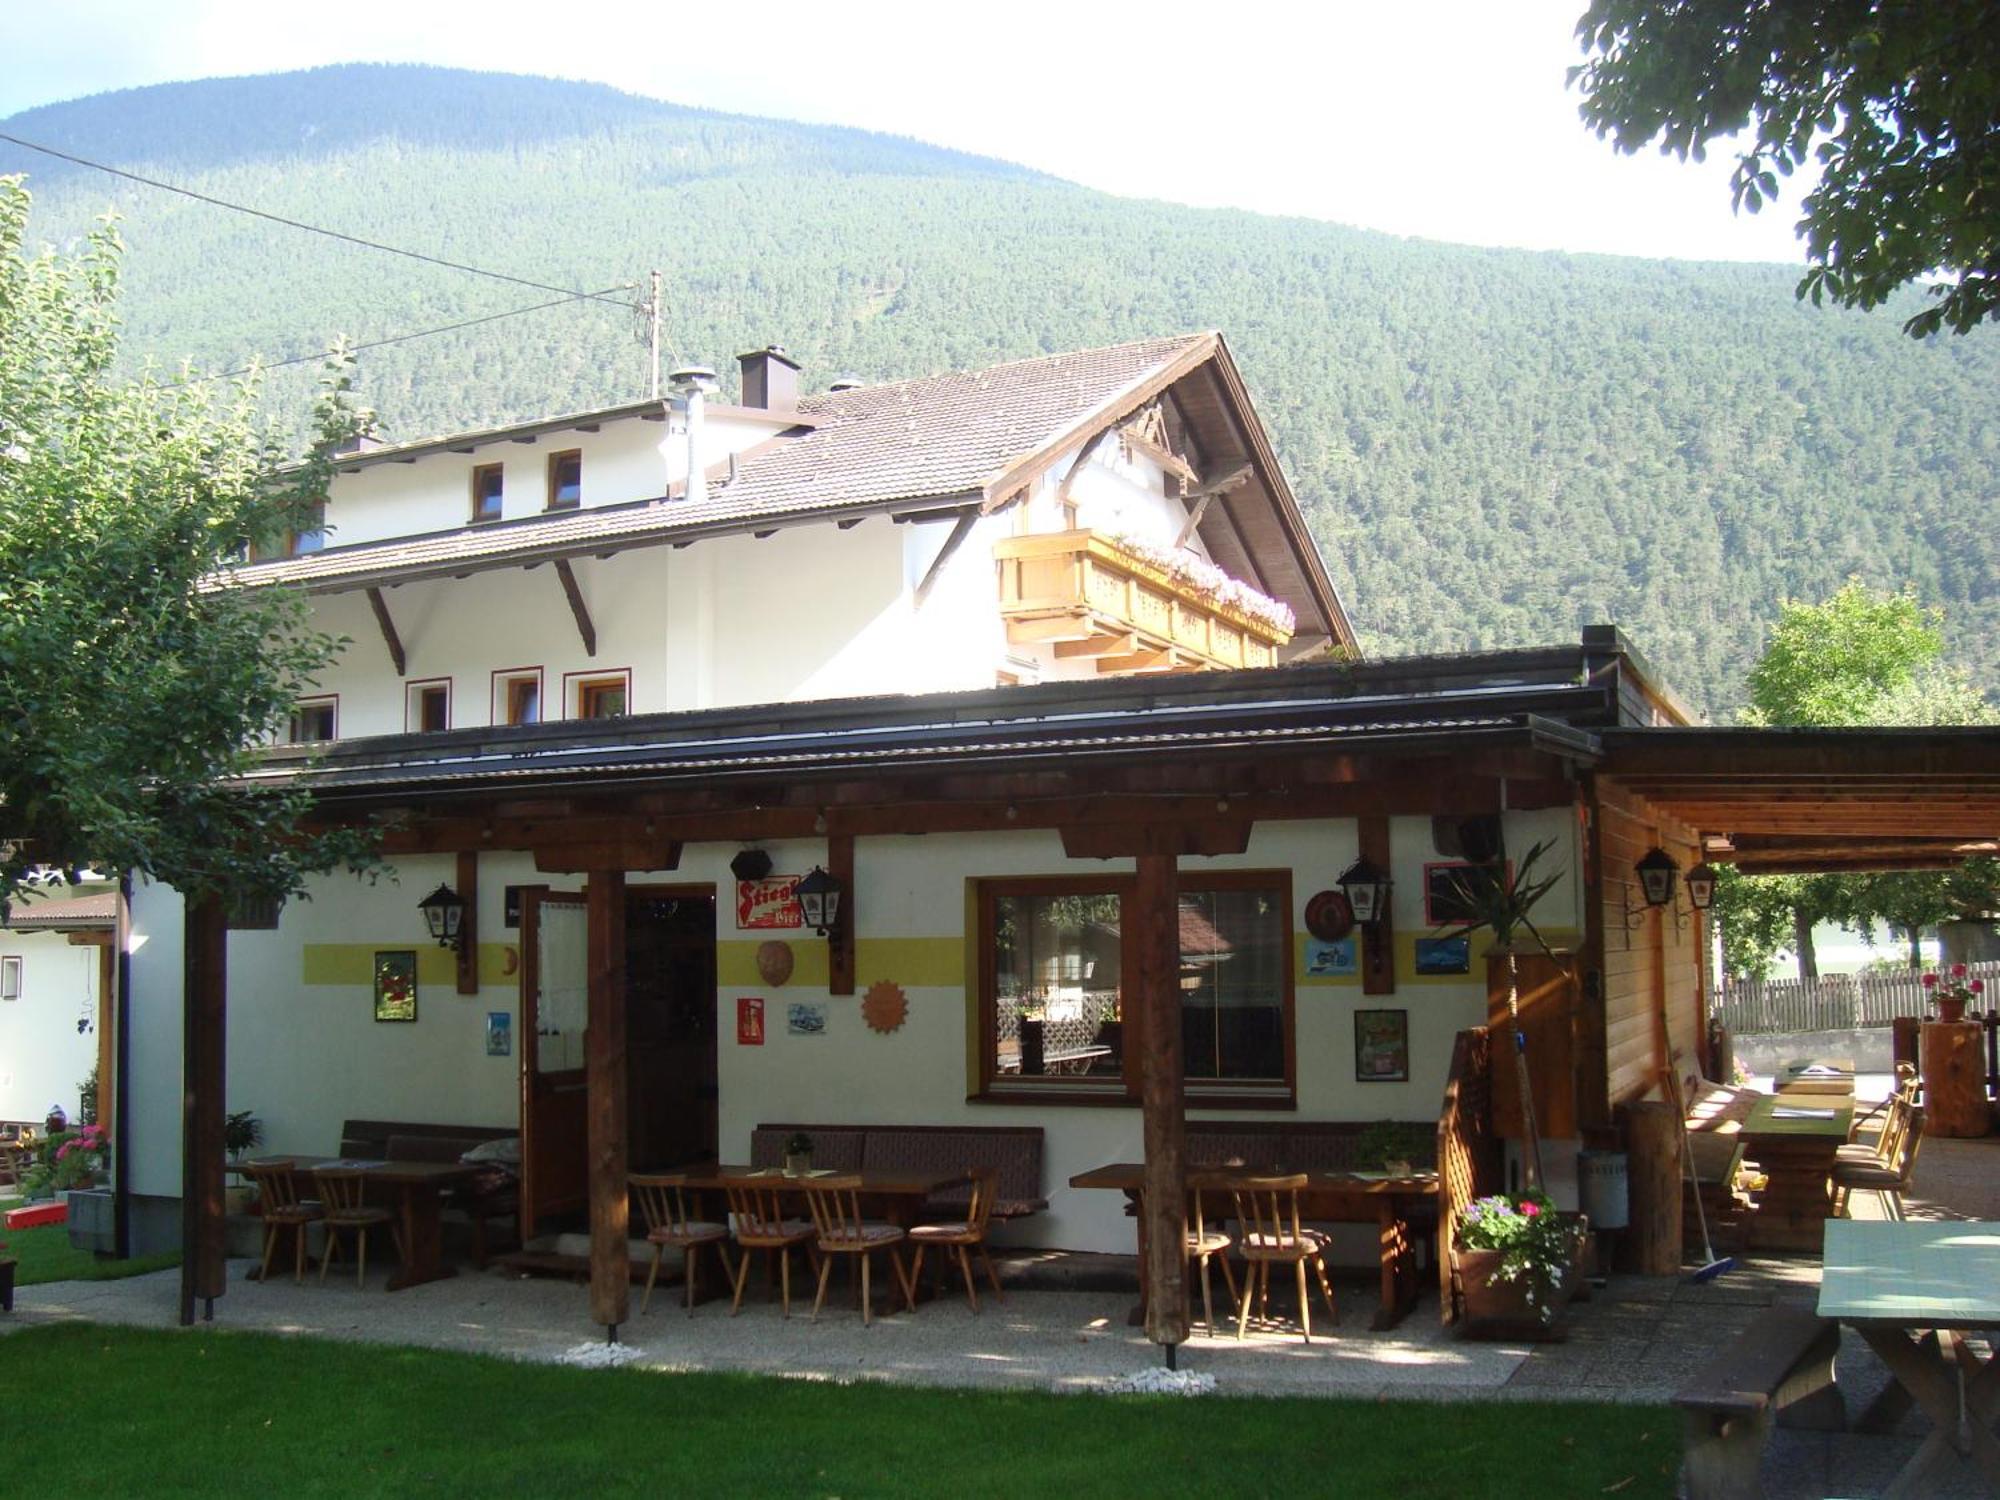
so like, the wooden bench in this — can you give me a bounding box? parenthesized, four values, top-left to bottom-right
(338, 1119, 519, 1266)
(1674, 1306, 1844, 1500)
(750, 1123, 1046, 1220)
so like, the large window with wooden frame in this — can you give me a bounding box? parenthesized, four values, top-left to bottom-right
(976, 870, 1293, 1105)
(546, 449, 581, 511)
(470, 463, 504, 523)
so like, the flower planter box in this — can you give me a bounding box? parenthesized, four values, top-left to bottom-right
(65, 1187, 116, 1254)
(1455, 1213, 1590, 1341)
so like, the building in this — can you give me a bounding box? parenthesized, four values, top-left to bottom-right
(105, 333, 2000, 1338)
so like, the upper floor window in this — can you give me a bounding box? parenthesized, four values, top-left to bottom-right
(247, 500, 327, 561)
(976, 870, 1293, 1104)
(1, 955, 20, 1001)
(495, 669, 542, 726)
(407, 679, 451, 733)
(573, 672, 629, 720)
(471, 464, 504, 524)
(546, 450, 582, 511)
(287, 697, 337, 744)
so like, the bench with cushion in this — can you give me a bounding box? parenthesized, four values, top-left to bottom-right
(751, 1124, 1046, 1220)
(338, 1119, 519, 1266)
(1674, 1306, 1843, 1500)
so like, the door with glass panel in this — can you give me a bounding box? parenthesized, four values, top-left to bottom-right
(519, 888, 588, 1233)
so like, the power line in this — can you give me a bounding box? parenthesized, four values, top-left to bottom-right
(0, 130, 641, 311)
(160, 285, 637, 387)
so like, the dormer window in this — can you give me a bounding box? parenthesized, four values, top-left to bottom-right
(546, 450, 581, 511)
(471, 464, 504, 523)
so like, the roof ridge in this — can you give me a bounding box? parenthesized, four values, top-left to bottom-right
(795, 331, 1213, 405)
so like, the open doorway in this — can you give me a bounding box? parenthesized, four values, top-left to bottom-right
(625, 886, 718, 1171)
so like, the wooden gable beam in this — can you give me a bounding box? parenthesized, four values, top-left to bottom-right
(365, 587, 406, 678)
(913, 509, 979, 608)
(1053, 632, 1136, 658)
(554, 559, 597, 657)
(1173, 464, 1253, 549)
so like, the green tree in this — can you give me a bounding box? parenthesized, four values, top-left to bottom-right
(1571, 1, 2000, 336)
(0, 174, 374, 908)
(1714, 581, 1997, 979)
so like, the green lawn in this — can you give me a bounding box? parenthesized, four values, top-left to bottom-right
(0, 1198, 181, 1285)
(3, 1323, 1675, 1497)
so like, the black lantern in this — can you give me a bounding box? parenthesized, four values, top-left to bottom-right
(1684, 861, 1718, 912)
(1634, 848, 1679, 908)
(1335, 857, 1391, 926)
(794, 865, 842, 937)
(418, 883, 467, 951)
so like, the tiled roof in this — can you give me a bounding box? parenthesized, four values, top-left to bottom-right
(3, 890, 117, 929)
(228, 334, 1213, 592)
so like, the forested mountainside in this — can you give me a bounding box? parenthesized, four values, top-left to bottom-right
(4, 64, 1995, 718)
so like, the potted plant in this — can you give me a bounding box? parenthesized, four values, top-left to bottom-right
(1354, 1119, 1421, 1177)
(1455, 1191, 1586, 1338)
(783, 1131, 813, 1176)
(224, 1111, 264, 1216)
(1922, 964, 1984, 1024)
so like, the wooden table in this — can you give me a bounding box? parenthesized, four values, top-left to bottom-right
(1740, 1095, 1852, 1253)
(245, 1155, 478, 1291)
(1820, 1219, 2000, 1497)
(1069, 1162, 1438, 1330)
(1777, 1058, 1855, 1097)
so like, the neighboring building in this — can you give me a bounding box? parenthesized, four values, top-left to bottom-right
(0, 886, 115, 1128)
(102, 334, 1999, 1331)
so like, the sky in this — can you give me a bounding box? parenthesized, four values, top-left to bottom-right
(0, 0, 1813, 267)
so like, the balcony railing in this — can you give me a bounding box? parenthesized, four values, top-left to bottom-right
(993, 529, 1293, 672)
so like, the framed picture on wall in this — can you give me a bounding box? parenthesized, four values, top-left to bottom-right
(373, 950, 417, 1022)
(1413, 935, 1472, 975)
(1354, 1008, 1409, 1082)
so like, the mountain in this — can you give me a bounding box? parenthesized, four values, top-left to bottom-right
(4, 63, 1995, 718)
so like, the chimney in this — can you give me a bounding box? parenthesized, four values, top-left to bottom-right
(736, 344, 801, 415)
(667, 364, 719, 505)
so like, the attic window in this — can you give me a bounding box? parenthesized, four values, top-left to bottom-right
(471, 463, 504, 523)
(546, 450, 582, 511)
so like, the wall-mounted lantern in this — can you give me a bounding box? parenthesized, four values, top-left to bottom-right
(1635, 847, 1679, 908)
(1335, 857, 1391, 926)
(418, 882, 467, 952)
(1684, 861, 1718, 912)
(794, 865, 842, 938)
(1626, 848, 1696, 931)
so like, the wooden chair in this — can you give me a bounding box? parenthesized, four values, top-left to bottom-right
(801, 1174, 915, 1325)
(1225, 1172, 1338, 1342)
(314, 1168, 402, 1289)
(907, 1169, 1005, 1312)
(1186, 1176, 1239, 1335)
(1833, 1106, 1925, 1220)
(243, 1159, 324, 1286)
(720, 1176, 816, 1318)
(631, 1173, 732, 1316)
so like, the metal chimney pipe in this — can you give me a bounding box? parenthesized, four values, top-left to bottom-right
(667, 364, 718, 506)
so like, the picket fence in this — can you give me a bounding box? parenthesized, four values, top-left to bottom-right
(1714, 960, 2000, 1036)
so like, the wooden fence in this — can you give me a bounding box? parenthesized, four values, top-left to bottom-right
(1714, 961, 2000, 1035)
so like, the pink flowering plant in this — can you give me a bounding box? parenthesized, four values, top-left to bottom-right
(1921, 963, 1985, 1014)
(1456, 1192, 1581, 1321)
(24, 1122, 109, 1197)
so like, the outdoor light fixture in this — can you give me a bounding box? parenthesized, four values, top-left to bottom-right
(794, 865, 842, 937)
(1335, 857, 1391, 926)
(1684, 862, 1718, 912)
(418, 882, 467, 952)
(1625, 848, 1691, 931)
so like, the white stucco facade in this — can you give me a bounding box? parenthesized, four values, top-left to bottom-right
(0, 925, 102, 1124)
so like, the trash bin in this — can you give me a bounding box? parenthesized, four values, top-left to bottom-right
(1577, 1150, 1630, 1232)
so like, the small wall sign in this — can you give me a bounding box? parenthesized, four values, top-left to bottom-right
(787, 1001, 827, 1037)
(485, 1011, 512, 1056)
(1414, 936, 1472, 975)
(736, 995, 766, 1045)
(736, 877, 802, 930)
(373, 950, 417, 1022)
(1355, 1008, 1410, 1082)
(1305, 937, 1357, 977)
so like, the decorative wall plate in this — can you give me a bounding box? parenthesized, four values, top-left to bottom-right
(1304, 888, 1355, 941)
(755, 940, 795, 986)
(861, 979, 908, 1034)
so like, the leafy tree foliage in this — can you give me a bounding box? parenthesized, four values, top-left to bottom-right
(0, 175, 374, 908)
(1715, 582, 1997, 978)
(3, 65, 1997, 716)
(1572, 1, 2000, 337)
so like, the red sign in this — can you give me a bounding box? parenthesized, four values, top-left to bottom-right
(736, 996, 765, 1046)
(736, 877, 802, 930)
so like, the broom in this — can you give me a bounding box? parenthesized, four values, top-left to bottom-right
(1661, 1054, 1736, 1283)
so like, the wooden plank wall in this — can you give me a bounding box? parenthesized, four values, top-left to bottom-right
(1595, 778, 1707, 1109)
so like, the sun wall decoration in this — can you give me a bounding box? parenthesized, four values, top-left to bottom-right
(861, 979, 908, 1035)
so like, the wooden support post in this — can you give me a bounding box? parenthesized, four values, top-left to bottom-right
(180, 892, 228, 1325)
(1135, 852, 1189, 1352)
(586, 869, 630, 1335)
(455, 850, 480, 996)
(1620, 1099, 1682, 1275)
(828, 833, 855, 997)
(1359, 814, 1397, 995)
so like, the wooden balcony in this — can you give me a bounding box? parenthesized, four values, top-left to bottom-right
(993, 530, 1293, 673)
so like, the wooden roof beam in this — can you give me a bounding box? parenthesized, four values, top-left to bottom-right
(365, 587, 406, 678)
(913, 509, 979, 608)
(554, 559, 597, 658)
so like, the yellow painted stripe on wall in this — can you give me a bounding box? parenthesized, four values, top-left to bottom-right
(301, 943, 520, 988)
(715, 937, 964, 990)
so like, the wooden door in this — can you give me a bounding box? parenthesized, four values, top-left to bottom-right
(520, 888, 589, 1234)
